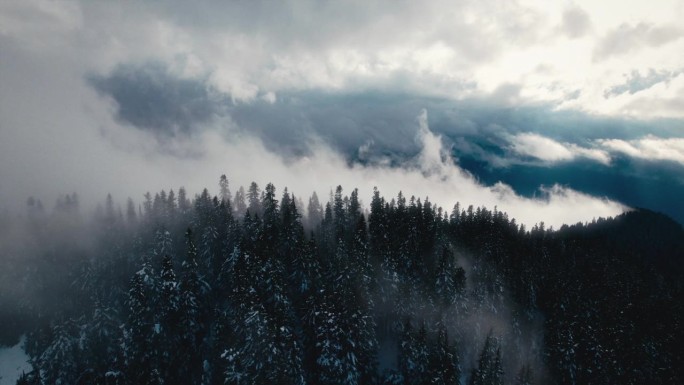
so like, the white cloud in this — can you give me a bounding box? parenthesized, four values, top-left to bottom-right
(184, 112, 626, 229)
(508, 133, 611, 165)
(3, 0, 684, 117)
(415, 109, 450, 173)
(567, 144, 612, 165)
(509, 133, 575, 162)
(598, 136, 684, 165)
(593, 22, 683, 61)
(560, 5, 592, 39)
(261, 91, 277, 104)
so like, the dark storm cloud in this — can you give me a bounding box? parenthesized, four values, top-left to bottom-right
(442, 103, 684, 143)
(230, 92, 461, 160)
(88, 64, 684, 159)
(88, 63, 460, 159)
(88, 63, 226, 138)
(88, 64, 425, 158)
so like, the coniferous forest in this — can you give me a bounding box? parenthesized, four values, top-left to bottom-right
(1, 176, 682, 385)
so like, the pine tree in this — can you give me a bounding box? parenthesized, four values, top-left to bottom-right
(350, 214, 372, 289)
(514, 364, 534, 385)
(429, 324, 460, 385)
(214, 199, 236, 283)
(233, 186, 247, 218)
(158, 254, 181, 381)
(247, 182, 262, 217)
(307, 191, 324, 229)
(194, 190, 220, 282)
(398, 319, 418, 385)
(333, 185, 347, 244)
(435, 246, 456, 307)
(260, 182, 280, 258)
(369, 187, 388, 263)
(223, 252, 305, 385)
(219, 175, 231, 204)
(178, 187, 191, 217)
(124, 272, 159, 385)
(166, 189, 177, 223)
(81, 303, 124, 383)
(37, 318, 81, 385)
(126, 197, 137, 224)
(470, 332, 504, 385)
(298, 231, 373, 385)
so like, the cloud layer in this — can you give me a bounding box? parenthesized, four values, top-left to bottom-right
(2, 0, 684, 226)
(4, 0, 684, 114)
(598, 136, 684, 166)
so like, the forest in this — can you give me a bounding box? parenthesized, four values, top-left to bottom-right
(0, 175, 682, 385)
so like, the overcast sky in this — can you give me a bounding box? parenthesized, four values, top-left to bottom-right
(1, 0, 684, 227)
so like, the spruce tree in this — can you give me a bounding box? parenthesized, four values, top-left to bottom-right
(470, 333, 504, 385)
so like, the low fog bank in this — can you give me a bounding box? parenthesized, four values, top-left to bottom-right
(0, 40, 624, 227)
(1, 100, 626, 231)
(0, 45, 626, 228)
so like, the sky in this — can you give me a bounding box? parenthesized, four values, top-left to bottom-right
(1, 0, 684, 227)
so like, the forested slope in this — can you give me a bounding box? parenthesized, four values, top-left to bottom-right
(0, 177, 681, 385)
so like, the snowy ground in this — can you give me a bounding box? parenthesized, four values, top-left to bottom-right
(0, 336, 31, 385)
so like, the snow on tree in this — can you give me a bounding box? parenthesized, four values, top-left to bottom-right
(469, 332, 504, 385)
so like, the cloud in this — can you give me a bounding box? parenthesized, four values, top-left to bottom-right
(581, 72, 684, 119)
(560, 5, 592, 39)
(0, 0, 82, 51)
(507, 133, 610, 165)
(594, 23, 683, 61)
(4, 0, 684, 118)
(415, 109, 451, 173)
(4, 0, 684, 228)
(604, 68, 681, 97)
(509, 133, 574, 162)
(0, 50, 627, 230)
(618, 74, 684, 118)
(90, 64, 682, 171)
(568, 144, 612, 165)
(598, 136, 684, 165)
(88, 63, 225, 138)
(86, 62, 424, 158)
(178, 109, 626, 230)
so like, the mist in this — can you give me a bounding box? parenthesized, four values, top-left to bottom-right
(4, 0, 683, 228)
(0, 60, 626, 230)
